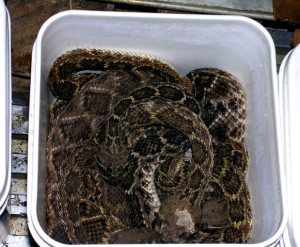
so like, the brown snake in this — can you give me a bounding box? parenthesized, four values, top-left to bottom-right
(45, 48, 252, 244)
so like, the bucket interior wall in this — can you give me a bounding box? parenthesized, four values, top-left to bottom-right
(34, 12, 284, 244)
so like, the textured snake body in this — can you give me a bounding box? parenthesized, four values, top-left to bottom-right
(46, 48, 252, 244)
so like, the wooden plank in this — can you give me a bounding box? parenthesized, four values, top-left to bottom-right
(12, 139, 28, 155)
(12, 76, 30, 94)
(71, 0, 115, 10)
(107, 0, 274, 19)
(12, 70, 31, 79)
(12, 93, 30, 106)
(8, 217, 28, 236)
(6, 0, 116, 72)
(12, 154, 27, 174)
(273, 0, 300, 24)
(266, 28, 293, 67)
(12, 69, 31, 94)
(6, 0, 71, 72)
(291, 29, 300, 48)
(267, 28, 293, 49)
(8, 195, 27, 216)
(10, 178, 27, 196)
(12, 105, 29, 135)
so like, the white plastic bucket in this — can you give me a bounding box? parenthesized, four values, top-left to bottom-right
(0, 0, 11, 217)
(278, 44, 300, 247)
(27, 10, 287, 247)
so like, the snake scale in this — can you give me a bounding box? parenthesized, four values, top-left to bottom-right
(45, 48, 252, 244)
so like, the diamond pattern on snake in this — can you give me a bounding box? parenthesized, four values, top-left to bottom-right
(45, 48, 252, 244)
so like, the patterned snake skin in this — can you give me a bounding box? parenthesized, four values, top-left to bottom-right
(45, 48, 252, 244)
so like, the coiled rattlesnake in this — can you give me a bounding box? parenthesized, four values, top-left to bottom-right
(45, 49, 252, 244)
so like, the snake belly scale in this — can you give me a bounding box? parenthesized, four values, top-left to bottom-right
(45, 48, 252, 244)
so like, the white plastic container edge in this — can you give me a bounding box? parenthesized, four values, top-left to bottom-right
(27, 10, 288, 247)
(279, 44, 300, 247)
(0, 0, 11, 216)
